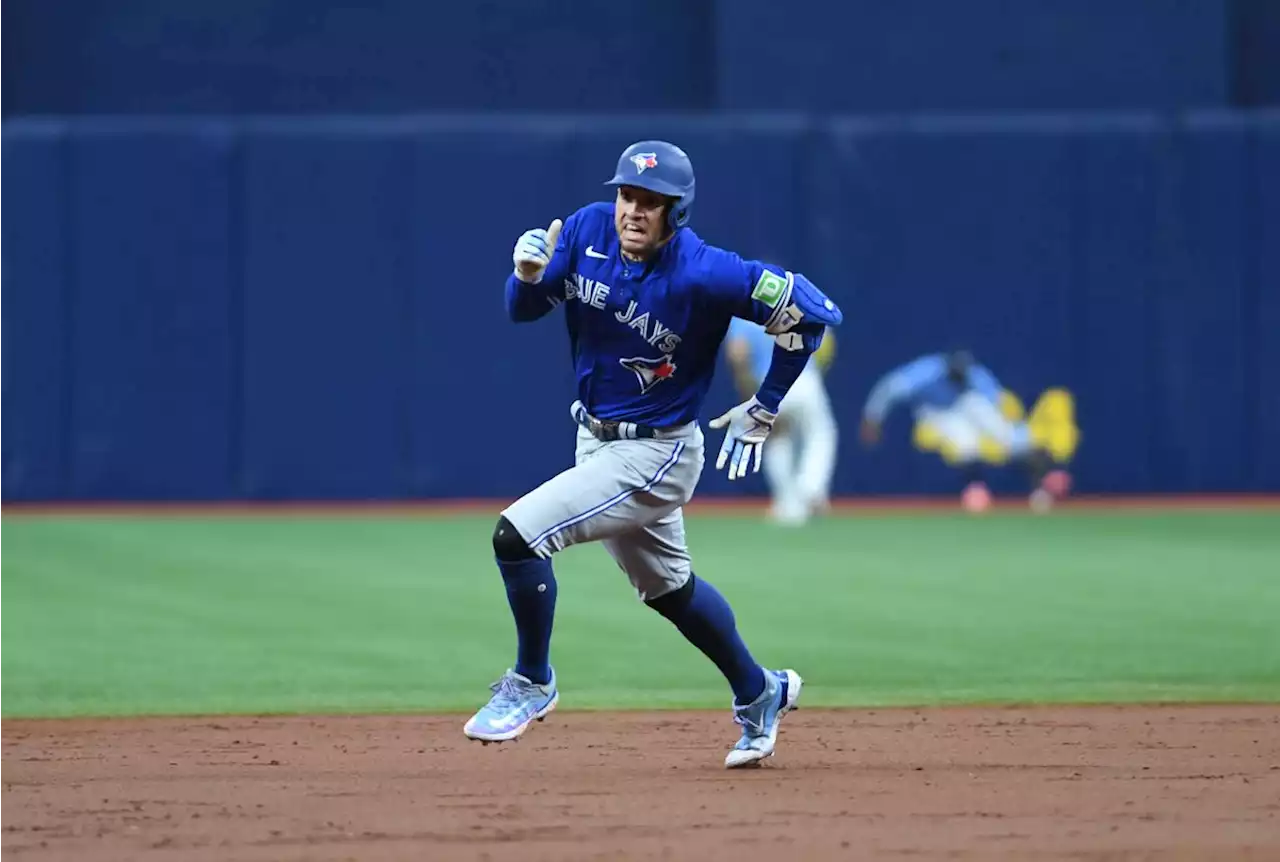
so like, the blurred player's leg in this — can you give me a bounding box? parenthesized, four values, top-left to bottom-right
(920, 404, 988, 511)
(958, 392, 1069, 509)
(765, 372, 836, 525)
(791, 373, 838, 516)
(760, 424, 806, 524)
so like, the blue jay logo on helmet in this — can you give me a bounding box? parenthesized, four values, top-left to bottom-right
(630, 152, 658, 174)
(605, 140, 697, 230)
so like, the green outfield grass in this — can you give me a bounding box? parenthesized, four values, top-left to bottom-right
(3, 509, 1279, 718)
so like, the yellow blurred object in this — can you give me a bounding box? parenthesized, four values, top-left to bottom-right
(998, 390, 1025, 422)
(913, 387, 1080, 466)
(1027, 388, 1080, 462)
(813, 328, 836, 373)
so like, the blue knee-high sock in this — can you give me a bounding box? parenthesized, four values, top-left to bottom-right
(649, 575, 766, 705)
(498, 557, 557, 686)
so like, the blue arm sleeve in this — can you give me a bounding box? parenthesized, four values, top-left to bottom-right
(702, 247, 834, 412)
(754, 324, 827, 412)
(862, 357, 944, 423)
(504, 213, 578, 323)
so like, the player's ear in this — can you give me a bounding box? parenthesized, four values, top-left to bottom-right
(662, 198, 679, 232)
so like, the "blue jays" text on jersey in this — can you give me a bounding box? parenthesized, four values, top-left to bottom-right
(504, 202, 828, 426)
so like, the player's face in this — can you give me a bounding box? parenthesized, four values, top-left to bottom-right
(614, 186, 671, 259)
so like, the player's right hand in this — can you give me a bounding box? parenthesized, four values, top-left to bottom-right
(710, 397, 777, 481)
(512, 219, 563, 284)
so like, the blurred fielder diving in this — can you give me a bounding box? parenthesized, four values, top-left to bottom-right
(860, 350, 1079, 511)
(723, 318, 838, 525)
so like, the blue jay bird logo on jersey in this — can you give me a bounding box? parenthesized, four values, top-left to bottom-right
(630, 152, 658, 173)
(620, 355, 677, 393)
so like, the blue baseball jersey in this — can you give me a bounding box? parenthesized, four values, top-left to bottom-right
(725, 317, 819, 389)
(505, 202, 815, 426)
(862, 353, 1003, 422)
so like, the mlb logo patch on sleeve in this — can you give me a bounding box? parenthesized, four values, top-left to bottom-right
(751, 271, 788, 308)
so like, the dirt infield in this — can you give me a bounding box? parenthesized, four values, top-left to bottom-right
(5, 706, 1278, 861)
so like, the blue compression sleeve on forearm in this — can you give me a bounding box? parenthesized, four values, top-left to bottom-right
(754, 346, 810, 413)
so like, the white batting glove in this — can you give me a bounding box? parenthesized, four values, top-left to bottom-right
(709, 397, 777, 480)
(512, 219, 563, 284)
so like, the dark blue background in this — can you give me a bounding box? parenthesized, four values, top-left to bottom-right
(4, 114, 1278, 501)
(6, 0, 1280, 115)
(3, 1, 1278, 501)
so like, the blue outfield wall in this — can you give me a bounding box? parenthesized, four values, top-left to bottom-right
(2, 0, 1257, 116)
(3, 112, 1279, 502)
(715, 0, 1228, 112)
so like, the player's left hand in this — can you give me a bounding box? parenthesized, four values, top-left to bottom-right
(709, 397, 777, 480)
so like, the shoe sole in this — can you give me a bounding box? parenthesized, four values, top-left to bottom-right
(463, 692, 559, 744)
(725, 669, 803, 769)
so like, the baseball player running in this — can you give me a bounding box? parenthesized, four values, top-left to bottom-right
(724, 317, 839, 525)
(464, 140, 842, 768)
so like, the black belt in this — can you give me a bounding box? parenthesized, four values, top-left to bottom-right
(571, 400, 667, 441)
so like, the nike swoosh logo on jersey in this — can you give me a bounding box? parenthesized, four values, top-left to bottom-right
(585, 245, 609, 259)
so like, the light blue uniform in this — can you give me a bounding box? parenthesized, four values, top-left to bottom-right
(863, 354, 1002, 423)
(863, 353, 1030, 460)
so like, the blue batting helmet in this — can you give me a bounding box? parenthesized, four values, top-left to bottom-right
(603, 140, 696, 230)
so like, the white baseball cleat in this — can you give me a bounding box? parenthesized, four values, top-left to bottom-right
(725, 669, 803, 768)
(464, 669, 558, 742)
